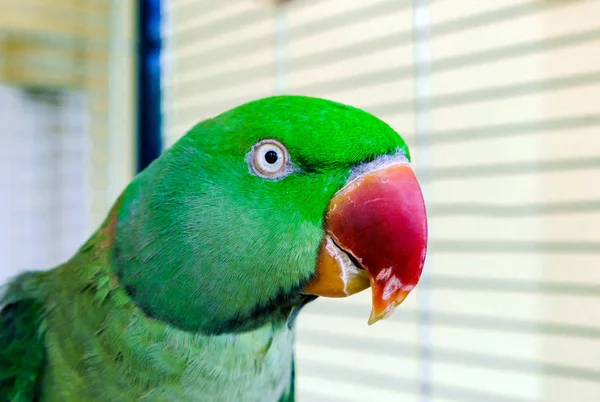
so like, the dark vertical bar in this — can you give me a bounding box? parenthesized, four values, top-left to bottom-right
(137, 0, 163, 172)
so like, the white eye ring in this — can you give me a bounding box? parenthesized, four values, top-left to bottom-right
(247, 139, 293, 180)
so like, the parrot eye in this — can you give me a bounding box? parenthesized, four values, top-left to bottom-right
(247, 139, 292, 180)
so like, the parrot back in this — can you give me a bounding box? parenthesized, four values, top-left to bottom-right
(0, 280, 46, 402)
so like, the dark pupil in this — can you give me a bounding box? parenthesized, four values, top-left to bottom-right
(264, 150, 279, 164)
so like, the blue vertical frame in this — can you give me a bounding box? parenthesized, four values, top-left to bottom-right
(137, 0, 163, 172)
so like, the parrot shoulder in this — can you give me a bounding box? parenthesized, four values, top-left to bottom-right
(0, 279, 46, 402)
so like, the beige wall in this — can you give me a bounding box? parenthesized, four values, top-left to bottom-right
(164, 0, 600, 401)
(0, 0, 137, 230)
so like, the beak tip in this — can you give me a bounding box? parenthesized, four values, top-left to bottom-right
(367, 306, 393, 325)
(368, 290, 411, 325)
(367, 312, 380, 326)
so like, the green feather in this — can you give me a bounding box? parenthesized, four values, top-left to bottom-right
(0, 95, 411, 401)
(0, 296, 46, 402)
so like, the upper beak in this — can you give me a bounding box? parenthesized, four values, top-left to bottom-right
(302, 159, 428, 324)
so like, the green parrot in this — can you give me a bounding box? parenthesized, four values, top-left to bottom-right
(0, 95, 428, 402)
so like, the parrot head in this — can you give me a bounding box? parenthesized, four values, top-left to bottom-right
(115, 95, 427, 334)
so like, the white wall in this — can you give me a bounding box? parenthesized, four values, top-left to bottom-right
(0, 86, 89, 283)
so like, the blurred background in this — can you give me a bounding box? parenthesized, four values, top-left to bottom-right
(1, 0, 600, 401)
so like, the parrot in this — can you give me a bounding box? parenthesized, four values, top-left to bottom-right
(0, 95, 428, 402)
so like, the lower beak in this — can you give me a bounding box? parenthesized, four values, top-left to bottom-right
(302, 160, 428, 324)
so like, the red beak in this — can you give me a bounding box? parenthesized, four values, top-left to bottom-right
(303, 160, 428, 324)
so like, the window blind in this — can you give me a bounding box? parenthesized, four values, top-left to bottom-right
(162, 1, 600, 401)
(0, 0, 135, 279)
